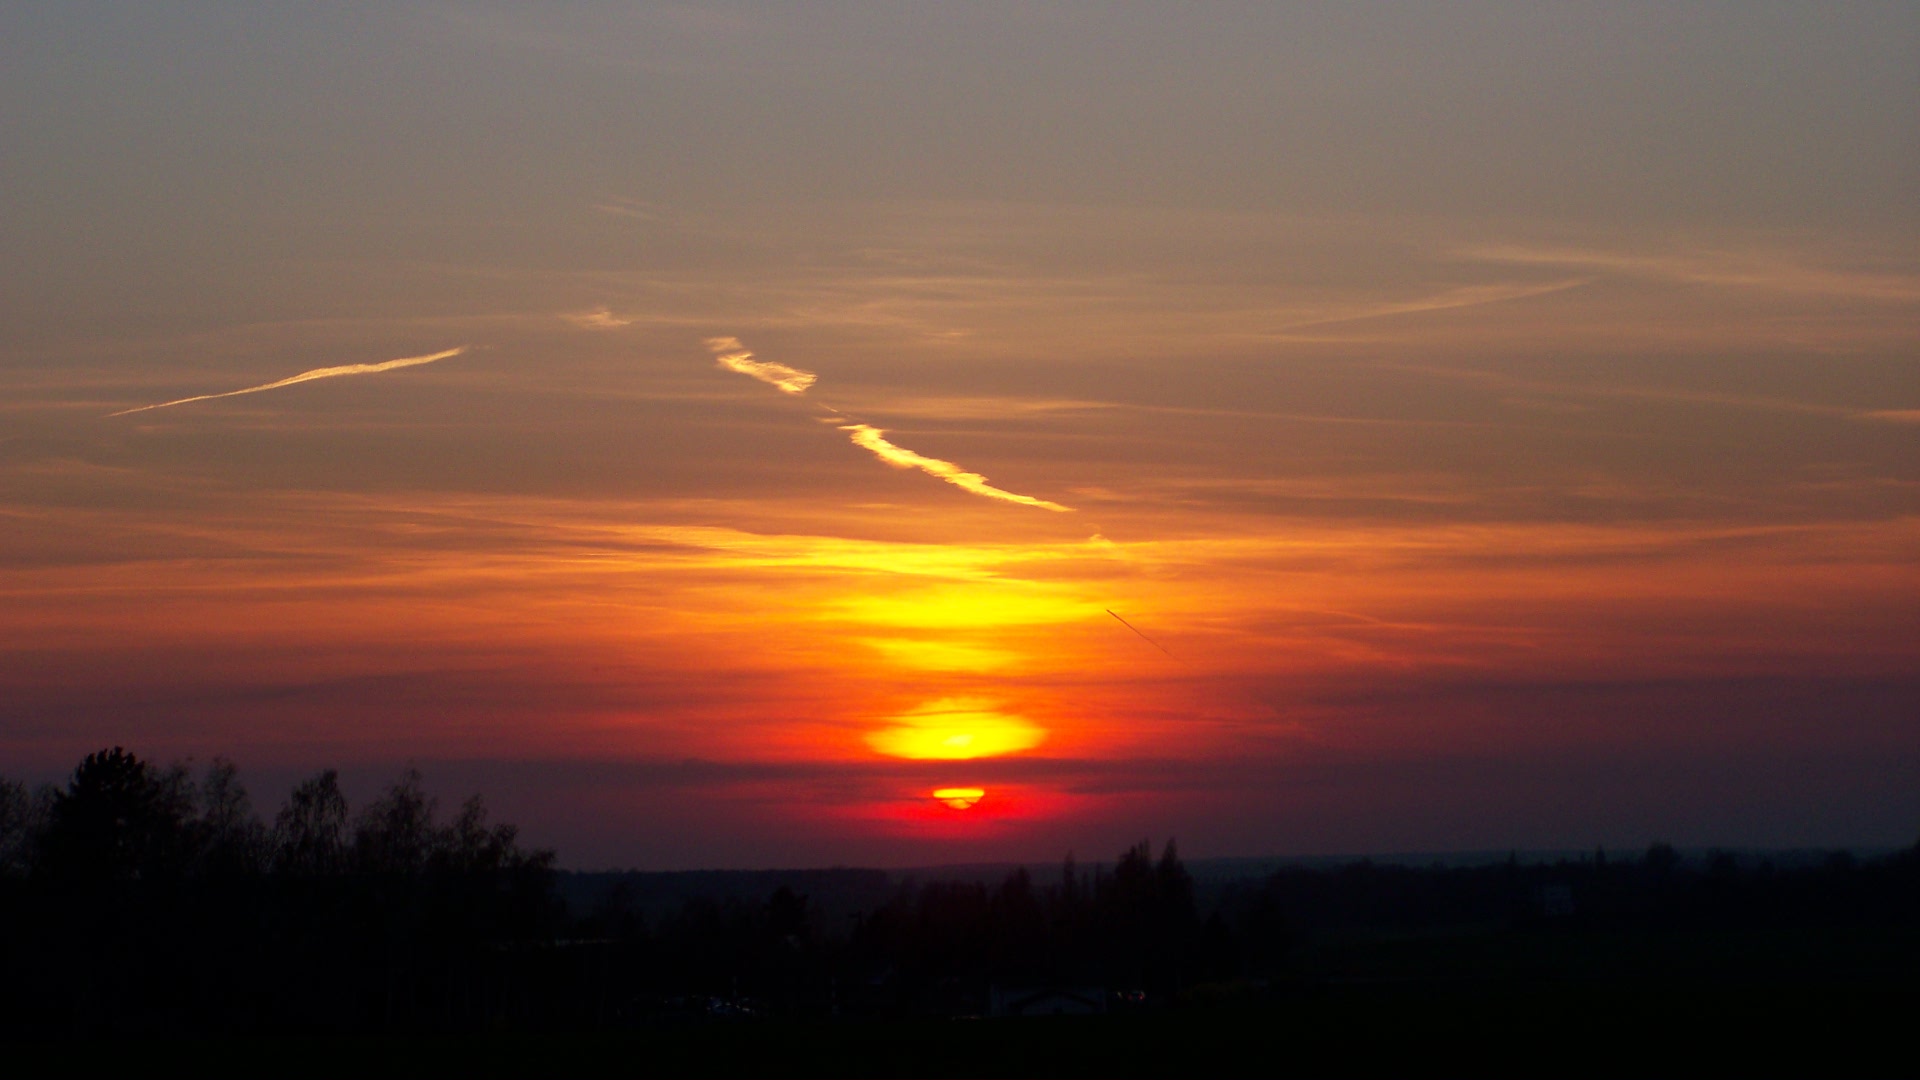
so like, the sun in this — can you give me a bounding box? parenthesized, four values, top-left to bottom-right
(931, 787, 985, 810)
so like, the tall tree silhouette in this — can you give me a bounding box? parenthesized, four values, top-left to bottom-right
(0, 778, 36, 878)
(436, 794, 530, 874)
(353, 767, 436, 875)
(194, 757, 264, 876)
(273, 768, 349, 876)
(37, 747, 186, 882)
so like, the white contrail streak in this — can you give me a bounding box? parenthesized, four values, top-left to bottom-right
(1269, 279, 1590, 333)
(705, 336, 816, 395)
(841, 424, 1072, 512)
(109, 347, 467, 417)
(706, 335, 1072, 511)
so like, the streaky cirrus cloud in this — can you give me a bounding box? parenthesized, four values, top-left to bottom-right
(109, 347, 467, 417)
(1459, 243, 1920, 303)
(705, 337, 816, 394)
(564, 307, 634, 329)
(1860, 409, 1920, 424)
(709, 336, 1072, 512)
(840, 423, 1073, 512)
(1270, 278, 1592, 333)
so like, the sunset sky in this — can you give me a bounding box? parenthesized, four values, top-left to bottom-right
(3, 4, 1915, 868)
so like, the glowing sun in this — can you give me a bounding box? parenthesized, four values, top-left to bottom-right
(932, 787, 985, 810)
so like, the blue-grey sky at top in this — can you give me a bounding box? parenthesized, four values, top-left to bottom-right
(5, 3, 1915, 330)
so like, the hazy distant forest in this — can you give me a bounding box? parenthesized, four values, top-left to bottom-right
(3, 748, 1915, 1071)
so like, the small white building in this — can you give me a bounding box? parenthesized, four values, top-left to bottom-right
(989, 985, 1108, 1017)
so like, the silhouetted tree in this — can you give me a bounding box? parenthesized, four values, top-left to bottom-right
(194, 757, 265, 876)
(769, 885, 810, 945)
(990, 866, 1049, 978)
(36, 747, 187, 882)
(354, 767, 436, 875)
(1157, 839, 1196, 924)
(435, 794, 533, 875)
(1643, 842, 1680, 883)
(0, 778, 36, 878)
(1094, 839, 1200, 993)
(274, 768, 349, 876)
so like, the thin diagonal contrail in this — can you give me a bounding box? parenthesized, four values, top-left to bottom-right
(1107, 609, 1176, 659)
(109, 346, 467, 417)
(706, 336, 1073, 512)
(841, 423, 1073, 512)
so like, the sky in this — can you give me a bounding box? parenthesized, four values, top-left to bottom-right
(2, 3, 1916, 868)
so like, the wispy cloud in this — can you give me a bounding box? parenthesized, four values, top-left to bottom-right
(1860, 409, 1920, 424)
(1380, 360, 1920, 427)
(841, 423, 1072, 512)
(709, 336, 1072, 511)
(1271, 278, 1591, 332)
(564, 307, 634, 329)
(705, 337, 816, 395)
(108, 347, 467, 417)
(1460, 244, 1920, 302)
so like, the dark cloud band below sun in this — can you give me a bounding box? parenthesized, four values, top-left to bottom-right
(706, 337, 1072, 512)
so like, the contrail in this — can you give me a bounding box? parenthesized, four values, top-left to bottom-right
(706, 336, 816, 395)
(842, 423, 1072, 512)
(1270, 278, 1591, 333)
(708, 336, 1073, 512)
(1107, 609, 1176, 658)
(109, 347, 467, 417)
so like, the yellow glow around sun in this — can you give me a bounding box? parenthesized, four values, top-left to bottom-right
(833, 585, 1094, 630)
(857, 636, 1022, 672)
(932, 788, 985, 810)
(866, 698, 1047, 760)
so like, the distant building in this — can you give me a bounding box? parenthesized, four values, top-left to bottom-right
(989, 985, 1107, 1017)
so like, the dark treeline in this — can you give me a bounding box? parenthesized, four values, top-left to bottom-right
(2, 747, 1916, 1042)
(0, 748, 556, 1035)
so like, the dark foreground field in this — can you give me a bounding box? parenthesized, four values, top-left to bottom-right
(5, 751, 1914, 1076)
(16, 980, 1910, 1079)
